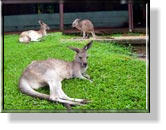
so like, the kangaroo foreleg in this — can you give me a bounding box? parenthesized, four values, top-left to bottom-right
(83, 31, 86, 39)
(78, 75, 93, 83)
(83, 73, 90, 79)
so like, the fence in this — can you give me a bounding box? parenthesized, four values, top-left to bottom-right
(4, 11, 128, 32)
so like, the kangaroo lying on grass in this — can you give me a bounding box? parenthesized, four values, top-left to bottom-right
(19, 41, 93, 106)
(72, 19, 96, 39)
(19, 20, 50, 43)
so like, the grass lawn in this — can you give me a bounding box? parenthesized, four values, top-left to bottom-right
(3, 32, 147, 112)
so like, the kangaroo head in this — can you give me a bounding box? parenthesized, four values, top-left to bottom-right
(38, 20, 50, 30)
(68, 41, 93, 68)
(72, 18, 80, 28)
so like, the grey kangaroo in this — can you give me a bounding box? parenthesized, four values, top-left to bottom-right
(19, 41, 93, 106)
(72, 19, 96, 39)
(19, 20, 50, 43)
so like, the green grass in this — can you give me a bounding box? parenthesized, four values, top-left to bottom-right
(3, 32, 147, 112)
(110, 32, 145, 37)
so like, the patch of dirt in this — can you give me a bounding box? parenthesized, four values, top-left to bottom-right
(114, 35, 146, 40)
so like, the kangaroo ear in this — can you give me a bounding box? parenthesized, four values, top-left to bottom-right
(68, 46, 80, 53)
(83, 41, 93, 50)
(38, 20, 43, 25)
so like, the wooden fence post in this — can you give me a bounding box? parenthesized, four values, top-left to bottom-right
(59, 1, 64, 32)
(128, 0, 134, 32)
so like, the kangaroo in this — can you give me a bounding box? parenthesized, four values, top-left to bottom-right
(72, 19, 96, 39)
(19, 20, 50, 43)
(19, 41, 93, 106)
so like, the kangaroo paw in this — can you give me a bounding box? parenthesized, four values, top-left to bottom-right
(80, 99, 91, 104)
(63, 103, 72, 109)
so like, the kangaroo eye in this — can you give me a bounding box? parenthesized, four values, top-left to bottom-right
(79, 56, 82, 59)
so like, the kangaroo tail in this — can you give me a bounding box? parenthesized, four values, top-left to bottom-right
(19, 78, 50, 100)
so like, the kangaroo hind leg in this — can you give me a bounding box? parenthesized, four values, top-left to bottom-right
(56, 81, 89, 104)
(91, 31, 96, 39)
(48, 81, 83, 105)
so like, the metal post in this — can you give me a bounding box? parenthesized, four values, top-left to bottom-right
(59, 1, 64, 31)
(128, 0, 134, 32)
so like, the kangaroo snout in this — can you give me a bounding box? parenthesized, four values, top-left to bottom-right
(47, 26, 50, 30)
(83, 63, 87, 67)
